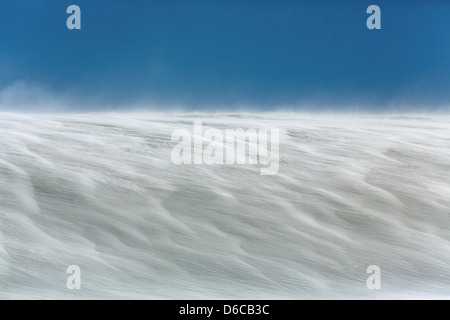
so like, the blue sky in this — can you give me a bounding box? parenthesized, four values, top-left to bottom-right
(0, 0, 449, 111)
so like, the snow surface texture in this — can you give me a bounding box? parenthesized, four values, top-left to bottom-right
(0, 113, 449, 299)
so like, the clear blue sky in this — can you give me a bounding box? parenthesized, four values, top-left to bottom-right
(0, 0, 449, 111)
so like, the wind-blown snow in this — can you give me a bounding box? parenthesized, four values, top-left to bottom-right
(0, 112, 449, 299)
